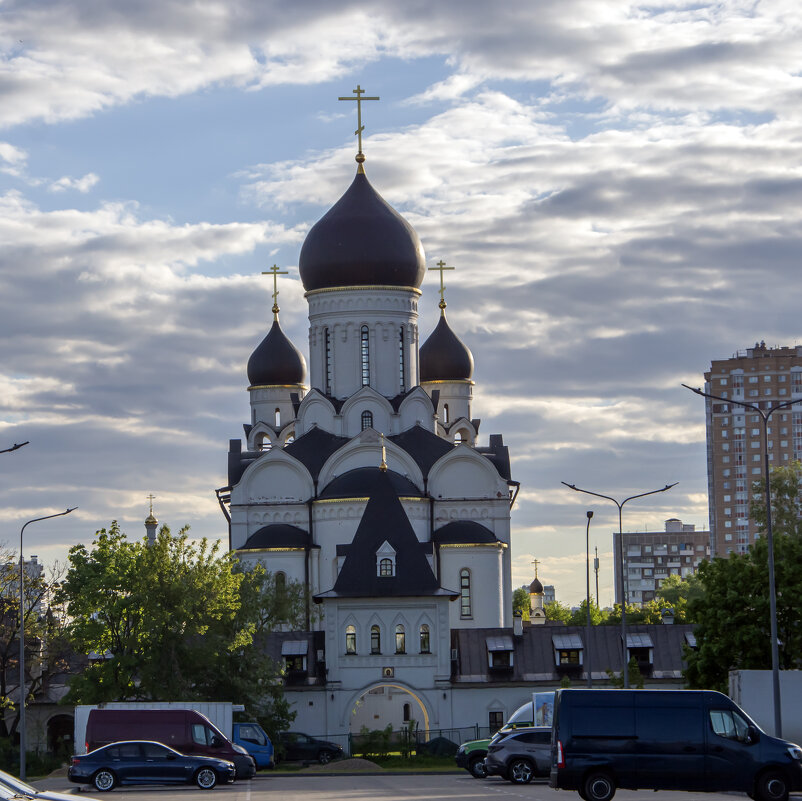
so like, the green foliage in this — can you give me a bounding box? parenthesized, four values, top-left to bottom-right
(567, 598, 608, 626)
(544, 600, 571, 623)
(354, 724, 393, 760)
(512, 587, 530, 621)
(601, 602, 643, 625)
(58, 521, 306, 720)
(559, 675, 572, 688)
(606, 657, 645, 688)
(750, 460, 802, 538)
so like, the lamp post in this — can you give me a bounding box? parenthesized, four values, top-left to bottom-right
(562, 481, 676, 688)
(19, 507, 76, 780)
(683, 383, 793, 738)
(585, 510, 594, 688)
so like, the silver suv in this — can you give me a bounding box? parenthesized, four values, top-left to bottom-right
(484, 727, 551, 784)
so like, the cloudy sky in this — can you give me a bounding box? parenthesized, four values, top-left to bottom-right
(1, 0, 800, 606)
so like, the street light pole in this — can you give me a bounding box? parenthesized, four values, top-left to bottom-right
(585, 510, 594, 688)
(19, 507, 77, 780)
(683, 383, 794, 738)
(562, 481, 677, 688)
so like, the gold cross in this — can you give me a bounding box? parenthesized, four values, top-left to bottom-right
(146, 494, 156, 515)
(338, 84, 380, 163)
(262, 265, 288, 316)
(429, 259, 455, 310)
(531, 558, 540, 579)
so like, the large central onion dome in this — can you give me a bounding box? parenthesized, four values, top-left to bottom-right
(247, 318, 307, 387)
(299, 169, 426, 291)
(420, 312, 474, 382)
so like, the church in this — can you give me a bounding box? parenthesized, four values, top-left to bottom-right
(217, 100, 692, 741)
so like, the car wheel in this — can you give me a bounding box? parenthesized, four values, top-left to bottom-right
(318, 750, 332, 765)
(468, 754, 488, 779)
(583, 771, 616, 801)
(92, 770, 116, 792)
(195, 768, 218, 790)
(755, 770, 789, 801)
(508, 758, 535, 784)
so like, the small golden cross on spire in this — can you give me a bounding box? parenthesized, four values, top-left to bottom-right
(262, 265, 288, 318)
(429, 259, 455, 312)
(338, 84, 380, 166)
(146, 494, 156, 515)
(531, 558, 540, 579)
(380, 433, 387, 473)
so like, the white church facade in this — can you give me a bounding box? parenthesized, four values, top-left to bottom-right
(217, 122, 692, 741)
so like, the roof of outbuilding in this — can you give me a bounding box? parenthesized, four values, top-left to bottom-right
(283, 426, 349, 481)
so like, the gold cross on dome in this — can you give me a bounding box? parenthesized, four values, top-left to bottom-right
(429, 259, 455, 310)
(338, 84, 380, 163)
(146, 494, 156, 515)
(531, 558, 540, 579)
(262, 265, 288, 316)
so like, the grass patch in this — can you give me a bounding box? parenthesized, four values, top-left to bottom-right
(369, 754, 457, 772)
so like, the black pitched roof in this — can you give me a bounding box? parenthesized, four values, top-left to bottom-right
(432, 520, 499, 544)
(316, 469, 453, 599)
(241, 524, 310, 550)
(388, 424, 454, 477)
(283, 426, 349, 481)
(319, 467, 422, 499)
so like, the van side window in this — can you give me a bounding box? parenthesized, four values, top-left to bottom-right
(192, 723, 210, 745)
(709, 709, 751, 742)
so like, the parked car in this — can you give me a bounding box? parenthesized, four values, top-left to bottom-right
(455, 738, 490, 778)
(549, 688, 802, 801)
(232, 721, 274, 769)
(485, 727, 552, 784)
(0, 768, 101, 801)
(68, 740, 236, 791)
(85, 707, 255, 779)
(276, 732, 343, 764)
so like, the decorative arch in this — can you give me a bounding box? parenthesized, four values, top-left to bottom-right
(247, 421, 277, 452)
(340, 386, 394, 437)
(428, 445, 508, 500)
(295, 389, 337, 436)
(234, 449, 315, 505)
(344, 682, 431, 733)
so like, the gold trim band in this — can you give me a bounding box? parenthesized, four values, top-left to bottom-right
(305, 285, 422, 297)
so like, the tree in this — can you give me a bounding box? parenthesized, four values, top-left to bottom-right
(58, 522, 307, 721)
(544, 600, 571, 623)
(512, 587, 530, 621)
(685, 463, 802, 691)
(567, 598, 608, 626)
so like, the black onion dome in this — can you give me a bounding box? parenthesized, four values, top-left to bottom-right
(529, 577, 544, 594)
(299, 169, 426, 291)
(247, 318, 307, 386)
(419, 313, 474, 382)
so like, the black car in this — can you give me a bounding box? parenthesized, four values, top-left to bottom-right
(277, 732, 343, 764)
(68, 740, 236, 791)
(485, 727, 552, 784)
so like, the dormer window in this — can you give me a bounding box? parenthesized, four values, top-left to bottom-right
(486, 635, 514, 670)
(552, 634, 584, 670)
(376, 540, 396, 577)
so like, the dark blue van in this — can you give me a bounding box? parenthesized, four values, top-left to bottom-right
(549, 689, 802, 801)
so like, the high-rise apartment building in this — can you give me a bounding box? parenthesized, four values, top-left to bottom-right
(613, 518, 710, 606)
(704, 343, 802, 556)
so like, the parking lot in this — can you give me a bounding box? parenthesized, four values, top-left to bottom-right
(36, 772, 792, 801)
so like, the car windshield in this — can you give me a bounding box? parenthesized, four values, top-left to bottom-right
(506, 702, 534, 727)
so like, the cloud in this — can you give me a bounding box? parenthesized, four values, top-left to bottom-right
(48, 172, 100, 193)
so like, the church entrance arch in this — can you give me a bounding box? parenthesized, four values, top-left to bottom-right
(347, 682, 430, 736)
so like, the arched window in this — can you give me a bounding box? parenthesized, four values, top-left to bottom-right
(399, 326, 405, 391)
(360, 326, 370, 386)
(454, 431, 465, 444)
(419, 624, 430, 654)
(257, 433, 272, 452)
(460, 569, 472, 618)
(443, 403, 450, 424)
(324, 327, 332, 395)
(403, 703, 411, 722)
(395, 624, 406, 654)
(371, 625, 381, 654)
(345, 625, 356, 655)
(274, 408, 281, 427)
(379, 558, 393, 577)
(275, 571, 286, 594)
(361, 410, 374, 431)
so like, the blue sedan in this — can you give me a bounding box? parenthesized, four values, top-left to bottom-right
(68, 740, 236, 791)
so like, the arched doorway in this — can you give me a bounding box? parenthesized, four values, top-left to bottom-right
(48, 714, 74, 759)
(347, 683, 430, 735)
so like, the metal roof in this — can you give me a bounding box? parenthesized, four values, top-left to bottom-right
(626, 632, 654, 648)
(281, 640, 309, 656)
(485, 635, 514, 651)
(552, 633, 583, 650)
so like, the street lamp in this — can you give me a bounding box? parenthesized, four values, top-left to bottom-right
(562, 481, 676, 688)
(585, 510, 594, 688)
(683, 383, 793, 738)
(19, 507, 77, 780)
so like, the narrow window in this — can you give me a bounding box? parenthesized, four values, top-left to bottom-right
(419, 624, 430, 654)
(361, 410, 374, 431)
(460, 569, 471, 617)
(345, 625, 356, 655)
(403, 703, 411, 722)
(274, 408, 281, 427)
(361, 325, 370, 386)
(371, 625, 381, 654)
(275, 571, 286, 596)
(379, 557, 393, 576)
(443, 403, 450, 424)
(399, 326, 405, 391)
(395, 625, 406, 654)
(324, 328, 332, 395)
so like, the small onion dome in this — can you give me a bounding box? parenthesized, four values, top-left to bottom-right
(299, 169, 426, 292)
(529, 577, 544, 594)
(144, 513, 158, 526)
(247, 318, 307, 387)
(419, 313, 474, 382)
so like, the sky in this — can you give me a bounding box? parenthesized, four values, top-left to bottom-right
(1, 0, 801, 607)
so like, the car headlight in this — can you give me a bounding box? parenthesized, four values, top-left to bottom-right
(787, 746, 802, 761)
(457, 745, 465, 754)
(232, 744, 248, 754)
